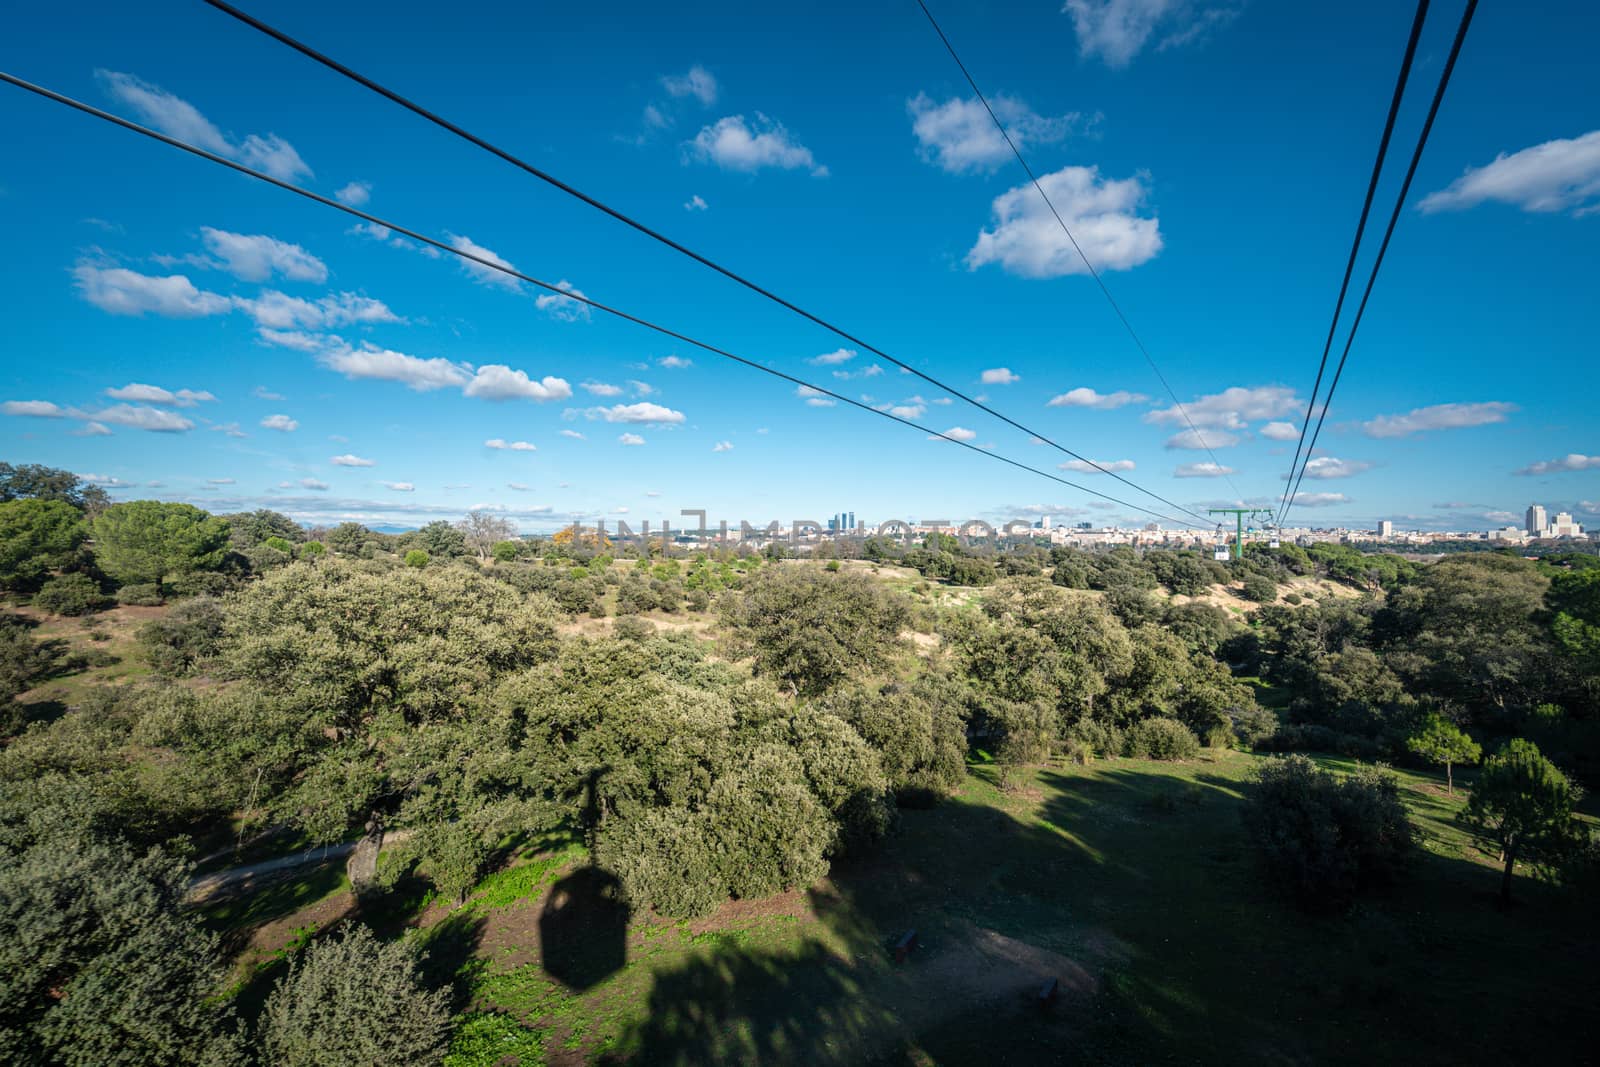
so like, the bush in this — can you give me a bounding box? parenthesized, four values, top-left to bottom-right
(115, 583, 163, 607)
(1123, 717, 1199, 761)
(685, 588, 711, 612)
(137, 597, 225, 676)
(491, 540, 519, 563)
(34, 573, 110, 616)
(614, 616, 655, 641)
(163, 569, 235, 598)
(403, 549, 430, 569)
(1244, 755, 1414, 912)
(300, 540, 326, 558)
(1241, 573, 1278, 603)
(1065, 719, 1124, 761)
(1230, 705, 1279, 748)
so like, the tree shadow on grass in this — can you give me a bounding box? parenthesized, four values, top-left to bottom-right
(539, 865, 629, 990)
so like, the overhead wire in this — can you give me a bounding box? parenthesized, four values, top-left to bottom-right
(1276, 0, 1431, 524)
(914, 0, 1245, 504)
(195, 0, 1216, 525)
(1281, 0, 1477, 525)
(0, 70, 1204, 530)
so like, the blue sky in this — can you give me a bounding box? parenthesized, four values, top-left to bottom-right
(2, 0, 1596, 533)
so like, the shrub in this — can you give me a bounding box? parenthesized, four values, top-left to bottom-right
(491, 540, 519, 563)
(137, 597, 225, 676)
(614, 616, 655, 641)
(1124, 717, 1199, 761)
(262, 536, 294, 555)
(34, 573, 110, 616)
(685, 588, 711, 613)
(300, 540, 326, 558)
(825, 560, 841, 572)
(1244, 755, 1414, 912)
(403, 549, 430, 569)
(1065, 719, 1124, 761)
(163, 570, 235, 598)
(115, 583, 163, 607)
(1230, 705, 1279, 748)
(1241, 573, 1278, 603)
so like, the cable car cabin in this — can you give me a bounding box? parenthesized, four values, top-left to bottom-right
(1213, 544, 1231, 562)
(1268, 536, 1281, 549)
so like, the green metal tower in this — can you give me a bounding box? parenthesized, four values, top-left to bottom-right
(1208, 508, 1276, 561)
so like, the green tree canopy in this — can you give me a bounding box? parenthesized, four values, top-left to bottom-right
(0, 462, 109, 514)
(90, 500, 228, 592)
(1462, 738, 1586, 907)
(1406, 716, 1481, 795)
(0, 498, 84, 589)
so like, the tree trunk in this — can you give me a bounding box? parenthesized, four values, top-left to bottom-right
(1445, 760, 1453, 797)
(1498, 846, 1516, 910)
(346, 817, 385, 895)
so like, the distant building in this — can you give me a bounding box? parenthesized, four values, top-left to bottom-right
(1550, 511, 1584, 538)
(1378, 520, 1394, 539)
(1527, 504, 1548, 536)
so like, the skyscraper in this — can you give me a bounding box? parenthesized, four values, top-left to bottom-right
(1378, 520, 1393, 539)
(1526, 504, 1548, 535)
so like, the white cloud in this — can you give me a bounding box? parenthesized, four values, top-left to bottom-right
(448, 233, 522, 290)
(1420, 130, 1600, 216)
(3, 400, 69, 417)
(88, 404, 193, 432)
(256, 329, 327, 353)
(981, 367, 1020, 385)
(507, 482, 533, 492)
(77, 473, 133, 488)
(1292, 491, 1349, 508)
(809, 348, 856, 366)
(1174, 461, 1235, 478)
(618, 433, 646, 446)
(1164, 428, 1241, 450)
(104, 383, 216, 407)
(335, 181, 372, 207)
(1514, 453, 1600, 476)
(199, 227, 327, 283)
(253, 386, 285, 401)
(685, 195, 709, 212)
(907, 92, 1078, 174)
(319, 343, 472, 391)
(662, 65, 718, 106)
(712, 441, 733, 452)
(1063, 0, 1240, 69)
(1145, 385, 1300, 429)
(967, 166, 1161, 278)
(210, 422, 247, 439)
(261, 414, 299, 432)
(586, 402, 686, 424)
(300, 477, 329, 491)
(687, 114, 827, 176)
(233, 290, 399, 332)
(795, 385, 836, 408)
(627, 380, 655, 396)
(1296, 456, 1372, 480)
(484, 439, 538, 451)
(1059, 458, 1136, 473)
(535, 280, 591, 322)
(934, 426, 978, 442)
(1047, 386, 1148, 409)
(1259, 420, 1299, 441)
(832, 364, 882, 381)
(1361, 401, 1516, 438)
(383, 481, 414, 492)
(559, 429, 586, 440)
(73, 263, 231, 318)
(463, 365, 573, 402)
(331, 454, 375, 467)
(658, 355, 692, 369)
(888, 404, 926, 419)
(581, 381, 623, 396)
(206, 478, 235, 485)
(97, 69, 312, 181)
(75, 422, 113, 437)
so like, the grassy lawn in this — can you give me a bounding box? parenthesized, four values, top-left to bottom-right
(225, 751, 1591, 1066)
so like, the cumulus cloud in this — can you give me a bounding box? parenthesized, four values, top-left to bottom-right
(581, 381, 623, 396)
(627, 380, 655, 396)
(809, 348, 856, 366)
(210, 422, 247, 439)
(934, 426, 978, 442)
(233, 290, 399, 332)
(618, 433, 646, 446)
(448, 233, 522, 290)
(907, 92, 1078, 174)
(104, 383, 216, 407)
(1174, 461, 1235, 478)
(1292, 491, 1349, 508)
(1164, 428, 1241, 450)
(463, 365, 573, 402)
(335, 181, 371, 207)
(206, 478, 235, 485)
(330, 454, 374, 467)
(484, 439, 538, 451)
(585, 402, 686, 425)
(199, 227, 327, 283)
(795, 385, 836, 408)
(97, 70, 313, 181)
(260, 414, 299, 432)
(712, 441, 734, 452)
(1420, 130, 1600, 216)
(966, 165, 1161, 278)
(1514, 453, 1600, 476)
(73, 263, 231, 318)
(3, 400, 69, 417)
(1145, 385, 1299, 430)
(382, 481, 414, 491)
(685, 195, 708, 212)
(1063, 0, 1241, 68)
(687, 114, 827, 176)
(658, 355, 692, 369)
(888, 403, 925, 419)
(981, 367, 1021, 385)
(1046, 387, 1149, 409)
(1361, 401, 1516, 438)
(1295, 456, 1372, 480)
(88, 405, 193, 432)
(535, 279, 591, 322)
(1259, 420, 1299, 441)
(662, 65, 718, 105)
(312, 342, 468, 392)
(300, 477, 329, 491)
(559, 429, 586, 440)
(1059, 458, 1136, 473)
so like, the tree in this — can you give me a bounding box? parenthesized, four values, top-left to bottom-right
(404, 548, 430, 568)
(1406, 716, 1481, 795)
(457, 510, 518, 561)
(325, 521, 370, 556)
(411, 520, 466, 559)
(1240, 573, 1278, 603)
(0, 499, 84, 588)
(1461, 739, 1585, 908)
(259, 924, 450, 1066)
(0, 462, 109, 514)
(90, 501, 228, 593)
(222, 508, 300, 550)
